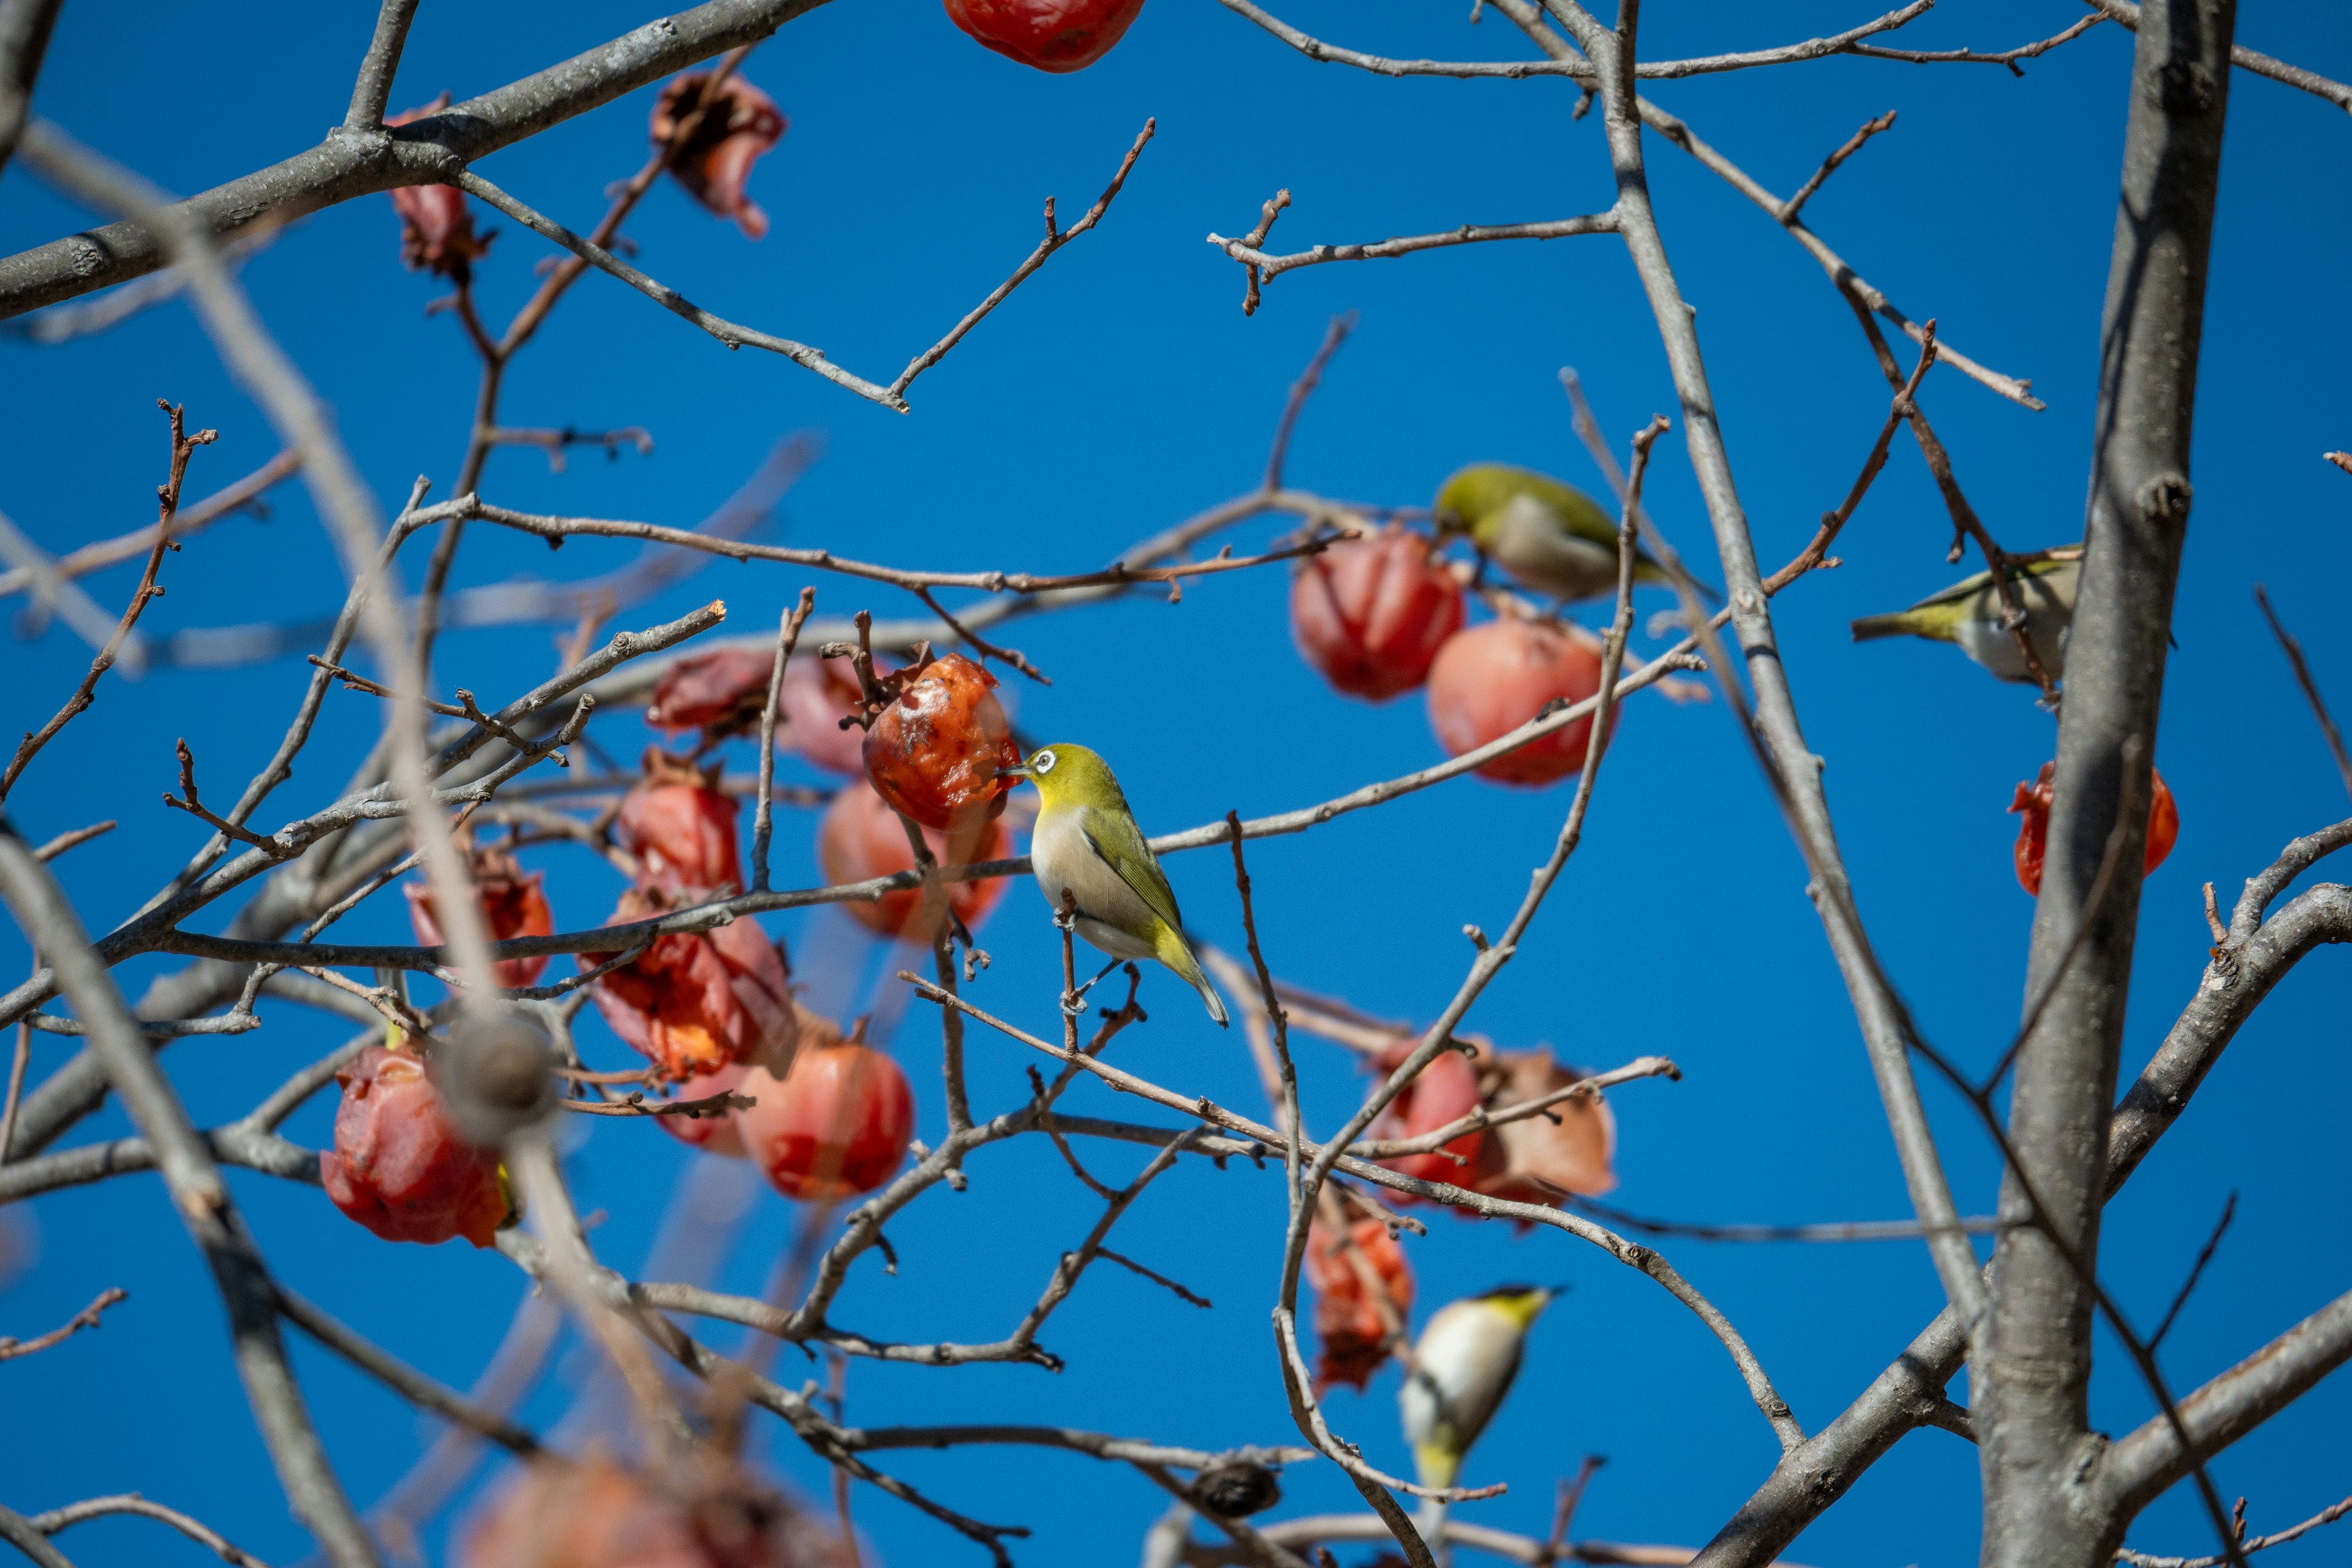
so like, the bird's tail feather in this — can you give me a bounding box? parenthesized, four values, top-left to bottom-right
(1851, 611, 1922, 643)
(1160, 929, 1230, 1028)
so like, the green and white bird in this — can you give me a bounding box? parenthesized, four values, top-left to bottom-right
(1402, 1285, 1558, 1547)
(1401, 1285, 1557, 1492)
(1432, 464, 1672, 605)
(1849, 549, 2080, 683)
(1000, 744, 1227, 1027)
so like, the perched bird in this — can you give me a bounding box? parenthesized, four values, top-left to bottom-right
(1401, 1285, 1558, 1539)
(1850, 551, 2080, 683)
(1000, 744, 1227, 1027)
(1432, 464, 1673, 605)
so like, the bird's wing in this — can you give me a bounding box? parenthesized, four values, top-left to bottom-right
(1079, 805, 1185, 938)
(1905, 549, 2082, 611)
(1523, 473, 1620, 548)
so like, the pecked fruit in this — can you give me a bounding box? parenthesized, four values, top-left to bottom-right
(735, 1021, 916, 1202)
(2010, 760, 2179, 897)
(1305, 1205, 1413, 1392)
(942, 0, 1147, 72)
(1290, 525, 1465, 701)
(319, 1043, 508, 1248)
(816, 779, 1009, 943)
(1426, 617, 1605, 786)
(583, 888, 798, 1084)
(405, 844, 556, 989)
(862, 654, 1020, 834)
(617, 750, 744, 895)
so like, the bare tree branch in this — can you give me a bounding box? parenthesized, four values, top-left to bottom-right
(0, 0, 837, 317)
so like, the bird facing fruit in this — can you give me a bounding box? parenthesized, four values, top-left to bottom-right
(1850, 551, 2079, 682)
(1000, 744, 1227, 1026)
(1433, 464, 1671, 605)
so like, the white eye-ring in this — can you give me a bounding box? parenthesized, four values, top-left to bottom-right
(1033, 750, 1057, 774)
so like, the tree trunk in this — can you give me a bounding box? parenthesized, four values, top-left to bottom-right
(1976, 3, 2235, 1565)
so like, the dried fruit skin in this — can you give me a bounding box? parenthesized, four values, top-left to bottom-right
(1305, 1210, 1413, 1392)
(646, 648, 778, 741)
(1468, 1046, 1617, 1205)
(650, 73, 788, 240)
(2010, 761, 2178, 896)
(320, 1046, 507, 1248)
(736, 1036, 916, 1201)
(405, 846, 555, 988)
(862, 654, 1021, 833)
(942, 0, 1148, 72)
(1363, 1040, 1486, 1194)
(584, 889, 799, 1083)
(1426, 618, 1605, 786)
(781, 655, 880, 776)
(1291, 526, 1465, 701)
(816, 780, 1009, 942)
(617, 751, 744, 895)
(658, 1062, 753, 1159)
(385, 98, 494, 281)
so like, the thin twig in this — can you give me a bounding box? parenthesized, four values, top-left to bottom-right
(0, 1286, 127, 1360)
(2253, 585, 2352, 800)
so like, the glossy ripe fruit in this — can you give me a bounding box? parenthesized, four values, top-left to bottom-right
(1305, 1207, 1414, 1392)
(617, 750, 744, 895)
(942, 0, 1147, 72)
(863, 654, 1020, 833)
(646, 648, 778, 741)
(1427, 618, 1605, 786)
(584, 889, 799, 1083)
(319, 1044, 508, 1248)
(816, 780, 1009, 942)
(658, 1062, 753, 1159)
(650, 72, 788, 240)
(2010, 761, 2179, 896)
(1291, 526, 1466, 701)
(1467, 1046, 1616, 1206)
(1363, 1038, 1486, 1193)
(780, 655, 880, 776)
(736, 1029, 916, 1201)
(405, 845, 556, 989)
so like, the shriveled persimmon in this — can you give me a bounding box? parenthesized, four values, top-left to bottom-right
(617, 749, 744, 895)
(646, 647, 778, 742)
(862, 653, 1020, 834)
(1466, 1046, 1617, 1206)
(1305, 1203, 1413, 1392)
(405, 843, 555, 989)
(583, 888, 798, 1083)
(781, 654, 882, 776)
(319, 1043, 508, 1248)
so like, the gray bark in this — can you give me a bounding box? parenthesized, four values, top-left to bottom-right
(1979, 4, 2234, 1566)
(1689, 873, 2350, 1568)
(0, 0, 61, 182)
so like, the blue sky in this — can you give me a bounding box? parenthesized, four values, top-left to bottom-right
(2, 2, 2349, 1566)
